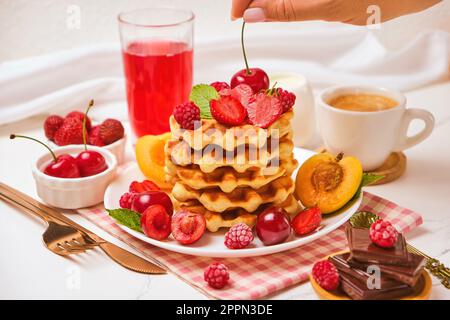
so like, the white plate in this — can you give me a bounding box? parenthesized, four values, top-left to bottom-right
(104, 147, 362, 257)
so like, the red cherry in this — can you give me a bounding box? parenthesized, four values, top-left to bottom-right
(44, 154, 80, 178)
(171, 210, 206, 245)
(73, 99, 107, 177)
(131, 191, 173, 215)
(141, 205, 171, 240)
(75, 150, 107, 177)
(231, 68, 269, 93)
(9, 134, 81, 179)
(256, 206, 291, 246)
(231, 22, 270, 93)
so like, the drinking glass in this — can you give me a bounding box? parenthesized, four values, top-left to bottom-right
(118, 8, 194, 137)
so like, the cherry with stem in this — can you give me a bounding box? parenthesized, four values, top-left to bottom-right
(76, 99, 108, 177)
(230, 21, 270, 93)
(10, 134, 80, 178)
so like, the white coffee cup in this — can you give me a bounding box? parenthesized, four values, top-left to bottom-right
(317, 85, 435, 171)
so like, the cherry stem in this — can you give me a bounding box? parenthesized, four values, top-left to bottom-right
(10, 134, 57, 162)
(241, 21, 251, 75)
(83, 99, 94, 151)
(267, 82, 278, 96)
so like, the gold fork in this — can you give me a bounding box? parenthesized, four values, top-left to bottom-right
(407, 244, 450, 289)
(0, 191, 99, 256)
(350, 211, 450, 289)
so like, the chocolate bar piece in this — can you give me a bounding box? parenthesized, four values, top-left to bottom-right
(348, 253, 425, 287)
(329, 253, 413, 300)
(346, 226, 410, 266)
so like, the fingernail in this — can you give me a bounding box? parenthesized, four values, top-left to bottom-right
(243, 8, 266, 22)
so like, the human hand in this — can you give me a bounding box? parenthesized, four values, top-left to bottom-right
(231, 0, 442, 25)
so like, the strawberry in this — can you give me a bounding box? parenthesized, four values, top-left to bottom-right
(88, 125, 105, 146)
(231, 84, 253, 108)
(292, 207, 322, 236)
(210, 95, 247, 126)
(66, 111, 92, 131)
(44, 115, 64, 141)
(246, 93, 282, 128)
(129, 180, 160, 193)
(99, 119, 124, 145)
(53, 117, 84, 146)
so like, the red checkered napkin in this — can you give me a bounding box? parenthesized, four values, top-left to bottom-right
(77, 191, 422, 300)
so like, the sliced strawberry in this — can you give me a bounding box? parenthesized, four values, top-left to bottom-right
(246, 93, 282, 128)
(292, 207, 322, 236)
(231, 84, 253, 108)
(129, 180, 160, 193)
(210, 95, 247, 126)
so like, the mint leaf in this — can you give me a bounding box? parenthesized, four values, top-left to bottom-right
(352, 173, 385, 200)
(107, 208, 142, 233)
(361, 173, 384, 188)
(189, 84, 219, 119)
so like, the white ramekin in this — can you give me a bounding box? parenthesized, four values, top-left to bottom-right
(48, 135, 127, 165)
(31, 145, 118, 209)
(103, 135, 127, 164)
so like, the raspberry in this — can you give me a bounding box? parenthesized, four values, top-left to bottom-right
(99, 119, 125, 145)
(88, 125, 105, 146)
(369, 220, 398, 248)
(53, 117, 84, 146)
(224, 223, 254, 249)
(210, 95, 247, 126)
(276, 88, 296, 113)
(246, 93, 282, 128)
(312, 260, 340, 291)
(204, 262, 230, 289)
(173, 102, 201, 130)
(44, 115, 64, 141)
(66, 111, 92, 131)
(119, 192, 136, 209)
(210, 81, 230, 92)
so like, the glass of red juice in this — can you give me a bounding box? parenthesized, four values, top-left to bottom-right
(118, 8, 194, 137)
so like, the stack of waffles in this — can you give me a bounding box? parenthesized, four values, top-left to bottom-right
(165, 110, 300, 232)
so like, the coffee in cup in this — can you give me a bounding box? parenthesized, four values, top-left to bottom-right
(328, 94, 398, 112)
(317, 85, 434, 171)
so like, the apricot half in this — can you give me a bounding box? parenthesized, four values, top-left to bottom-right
(295, 153, 362, 214)
(135, 132, 172, 190)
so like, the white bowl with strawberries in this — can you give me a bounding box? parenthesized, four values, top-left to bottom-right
(11, 101, 118, 209)
(43, 100, 126, 164)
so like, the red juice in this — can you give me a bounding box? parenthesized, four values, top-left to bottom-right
(122, 40, 193, 137)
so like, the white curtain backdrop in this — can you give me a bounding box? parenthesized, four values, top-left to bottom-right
(1, 1, 449, 126)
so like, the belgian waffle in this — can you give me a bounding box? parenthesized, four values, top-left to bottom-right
(165, 133, 294, 173)
(165, 155, 298, 193)
(176, 194, 300, 232)
(171, 175, 295, 212)
(170, 110, 293, 151)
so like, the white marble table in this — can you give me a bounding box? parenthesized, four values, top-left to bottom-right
(1, 82, 449, 300)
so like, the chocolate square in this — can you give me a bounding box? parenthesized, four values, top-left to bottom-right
(346, 226, 410, 266)
(329, 253, 413, 300)
(347, 253, 426, 287)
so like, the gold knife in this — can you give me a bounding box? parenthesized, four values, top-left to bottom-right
(0, 182, 166, 274)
